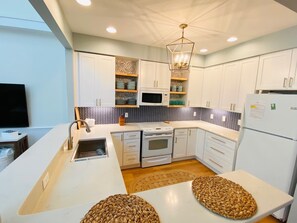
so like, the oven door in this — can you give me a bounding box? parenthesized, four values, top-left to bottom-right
(142, 133, 173, 158)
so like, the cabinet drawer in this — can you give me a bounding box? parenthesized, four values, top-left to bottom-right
(123, 139, 140, 153)
(123, 152, 140, 166)
(205, 140, 235, 164)
(124, 131, 140, 140)
(174, 128, 188, 136)
(205, 132, 236, 149)
(203, 151, 233, 173)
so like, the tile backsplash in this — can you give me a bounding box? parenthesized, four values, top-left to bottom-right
(78, 107, 241, 131)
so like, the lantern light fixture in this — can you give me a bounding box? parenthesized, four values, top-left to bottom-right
(166, 24, 195, 71)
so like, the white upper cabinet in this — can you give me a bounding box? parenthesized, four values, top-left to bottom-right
(140, 60, 170, 91)
(186, 67, 204, 107)
(76, 52, 115, 107)
(201, 65, 223, 109)
(256, 49, 297, 90)
(220, 57, 259, 113)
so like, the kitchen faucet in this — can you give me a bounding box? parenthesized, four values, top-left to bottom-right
(68, 119, 91, 150)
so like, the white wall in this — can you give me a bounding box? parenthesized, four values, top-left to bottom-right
(0, 27, 70, 145)
(73, 33, 205, 67)
(205, 25, 297, 66)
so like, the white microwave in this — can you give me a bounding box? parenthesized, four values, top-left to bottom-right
(139, 90, 169, 106)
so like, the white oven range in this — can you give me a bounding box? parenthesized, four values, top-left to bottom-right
(141, 126, 173, 168)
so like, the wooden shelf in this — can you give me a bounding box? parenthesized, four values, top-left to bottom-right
(115, 105, 138, 108)
(168, 105, 186, 108)
(115, 89, 138, 93)
(116, 72, 138, 77)
(170, 91, 187, 95)
(171, 77, 188, 81)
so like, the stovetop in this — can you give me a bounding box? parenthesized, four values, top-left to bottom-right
(139, 122, 173, 133)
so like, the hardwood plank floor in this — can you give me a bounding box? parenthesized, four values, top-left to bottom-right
(121, 159, 280, 223)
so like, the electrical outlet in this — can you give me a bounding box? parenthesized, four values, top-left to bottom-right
(210, 114, 214, 119)
(193, 112, 197, 117)
(125, 112, 128, 118)
(237, 119, 242, 126)
(42, 172, 50, 190)
(222, 116, 226, 122)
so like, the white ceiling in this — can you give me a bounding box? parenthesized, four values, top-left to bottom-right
(58, 0, 297, 54)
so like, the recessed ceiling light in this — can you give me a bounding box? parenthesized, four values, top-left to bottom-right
(227, 36, 238, 42)
(200, 48, 208, 53)
(106, 26, 117, 34)
(76, 0, 91, 6)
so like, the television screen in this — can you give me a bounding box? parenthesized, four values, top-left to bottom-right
(0, 83, 29, 128)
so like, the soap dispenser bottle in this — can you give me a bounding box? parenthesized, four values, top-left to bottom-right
(119, 114, 125, 126)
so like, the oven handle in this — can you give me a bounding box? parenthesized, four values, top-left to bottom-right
(143, 134, 173, 139)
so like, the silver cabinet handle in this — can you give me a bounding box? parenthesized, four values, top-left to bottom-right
(189, 129, 191, 136)
(211, 137, 226, 144)
(289, 77, 294, 87)
(210, 146, 225, 155)
(121, 134, 123, 141)
(175, 137, 177, 143)
(128, 145, 136, 148)
(230, 104, 232, 111)
(209, 158, 223, 168)
(156, 80, 159, 87)
(283, 78, 288, 88)
(188, 101, 190, 107)
(233, 104, 236, 111)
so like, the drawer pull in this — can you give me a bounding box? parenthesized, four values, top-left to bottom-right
(210, 147, 225, 155)
(128, 145, 136, 148)
(210, 137, 226, 144)
(209, 158, 223, 168)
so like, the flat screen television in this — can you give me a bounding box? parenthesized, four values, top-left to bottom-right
(0, 83, 29, 128)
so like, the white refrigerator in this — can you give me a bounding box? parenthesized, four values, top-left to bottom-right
(235, 94, 297, 221)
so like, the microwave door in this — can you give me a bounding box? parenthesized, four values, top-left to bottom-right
(142, 93, 162, 104)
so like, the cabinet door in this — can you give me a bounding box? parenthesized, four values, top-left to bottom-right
(173, 134, 188, 158)
(219, 62, 241, 111)
(201, 65, 223, 108)
(140, 61, 156, 89)
(77, 53, 97, 106)
(111, 133, 123, 166)
(96, 55, 115, 107)
(236, 57, 259, 113)
(187, 129, 197, 156)
(155, 62, 171, 90)
(187, 67, 203, 107)
(256, 49, 292, 90)
(196, 129, 205, 160)
(289, 49, 297, 89)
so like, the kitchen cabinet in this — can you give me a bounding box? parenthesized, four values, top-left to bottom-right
(219, 57, 259, 113)
(140, 60, 171, 91)
(173, 128, 198, 159)
(201, 65, 223, 109)
(115, 57, 139, 107)
(75, 52, 115, 107)
(186, 67, 204, 107)
(256, 48, 297, 90)
(111, 131, 140, 168)
(195, 129, 206, 160)
(203, 132, 237, 174)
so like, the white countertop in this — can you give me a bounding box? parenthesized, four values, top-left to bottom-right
(2, 121, 289, 223)
(135, 170, 293, 223)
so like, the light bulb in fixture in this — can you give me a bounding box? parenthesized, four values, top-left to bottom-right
(200, 48, 208, 53)
(76, 0, 91, 6)
(227, 36, 238, 42)
(106, 26, 117, 34)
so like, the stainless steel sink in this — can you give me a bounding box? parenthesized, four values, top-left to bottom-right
(72, 138, 108, 162)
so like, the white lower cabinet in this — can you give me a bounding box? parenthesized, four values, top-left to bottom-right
(203, 132, 236, 174)
(111, 131, 140, 168)
(173, 128, 200, 159)
(195, 129, 206, 160)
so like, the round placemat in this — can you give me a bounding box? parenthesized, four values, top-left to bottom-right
(192, 176, 257, 220)
(81, 194, 160, 223)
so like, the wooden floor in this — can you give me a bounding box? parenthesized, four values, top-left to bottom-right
(121, 159, 280, 223)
